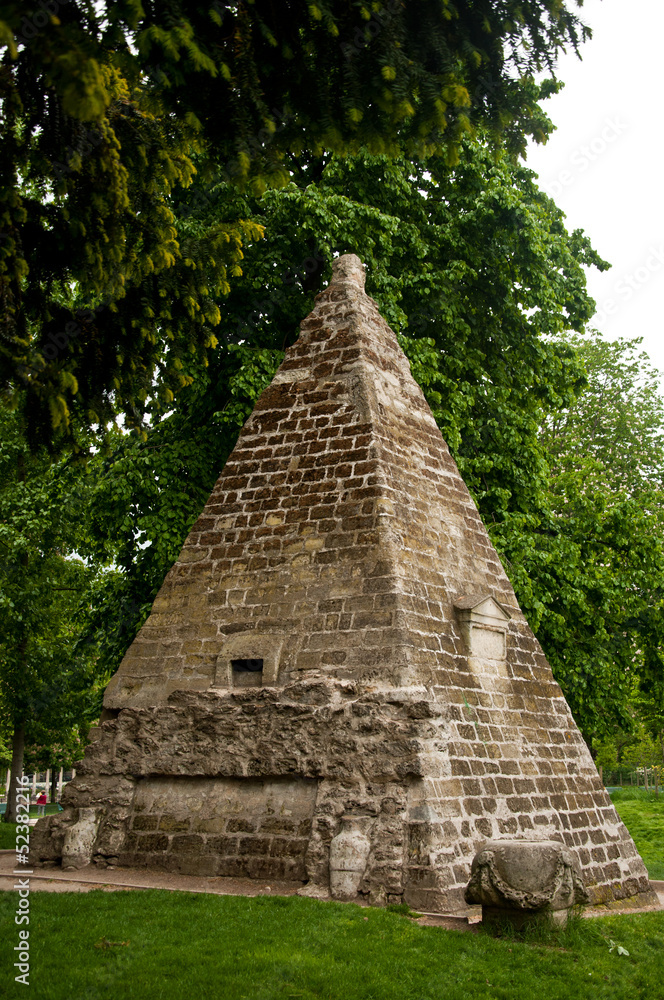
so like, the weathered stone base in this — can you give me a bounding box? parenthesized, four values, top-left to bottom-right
(586, 887, 660, 910)
(30, 683, 657, 913)
(121, 775, 315, 880)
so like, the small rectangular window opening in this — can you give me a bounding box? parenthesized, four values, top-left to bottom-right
(231, 658, 264, 673)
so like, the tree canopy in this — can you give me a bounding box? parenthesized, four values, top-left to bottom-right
(0, 403, 104, 819)
(541, 333, 664, 498)
(0, 0, 590, 451)
(533, 333, 664, 739)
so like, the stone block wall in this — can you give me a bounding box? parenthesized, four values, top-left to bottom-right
(121, 776, 316, 879)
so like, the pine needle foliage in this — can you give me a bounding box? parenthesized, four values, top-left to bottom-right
(0, 0, 589, 451)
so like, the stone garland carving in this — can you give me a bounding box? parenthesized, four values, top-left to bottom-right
(465, 839, 589, 918)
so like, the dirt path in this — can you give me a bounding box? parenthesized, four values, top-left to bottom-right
(0, 849, 305, 898)
(1, 851, 662, 930)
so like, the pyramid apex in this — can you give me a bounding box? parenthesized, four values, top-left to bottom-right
(330, 253, 366, 291)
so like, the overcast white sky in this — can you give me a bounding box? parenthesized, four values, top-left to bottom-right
(525, 0, 664, 381)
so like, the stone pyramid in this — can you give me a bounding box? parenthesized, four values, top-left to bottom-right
(33, 255, 655, 913)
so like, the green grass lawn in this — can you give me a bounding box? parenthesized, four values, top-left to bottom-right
(0, 890, 663, 1000)
(0, 822, 16, 850)
(0, 807, 60, 850)
(610, 788, 664, 880)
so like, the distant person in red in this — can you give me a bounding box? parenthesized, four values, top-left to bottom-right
(36, 792, 47, 817)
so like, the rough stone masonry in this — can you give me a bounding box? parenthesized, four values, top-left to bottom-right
(32, 254, 656, 913)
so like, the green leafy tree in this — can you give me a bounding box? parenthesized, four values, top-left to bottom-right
(593, 737, 618, 773)
(24, 725, 91, 802)
(0, 26, 260, 451)
(623, 725, 658, 791)
(541, 333, 664, 496)
(531, 333, 664, 740)
(633, 692, 664, 780)
(0, 0, 590, 450)
(0, 404, 105, 822)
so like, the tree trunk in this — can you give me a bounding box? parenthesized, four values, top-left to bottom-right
(50, 767, 58, 804)
(4, 723, 26, 824)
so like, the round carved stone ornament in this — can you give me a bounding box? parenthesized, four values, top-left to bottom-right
(465, 839, 589, 913)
